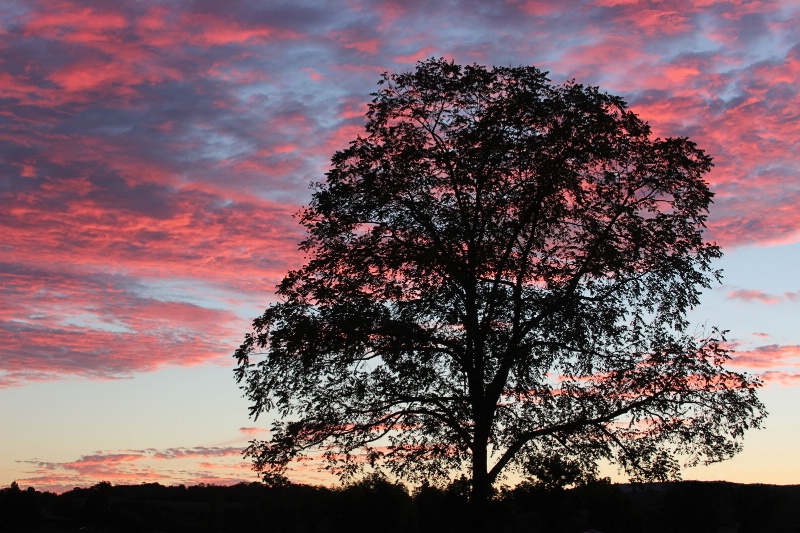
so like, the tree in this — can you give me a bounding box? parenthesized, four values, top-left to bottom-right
(234, 59, 765, 519)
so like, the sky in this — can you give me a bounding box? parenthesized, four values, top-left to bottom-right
(1, 0, 798, 493)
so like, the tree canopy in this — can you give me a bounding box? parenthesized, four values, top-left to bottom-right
(234, 59, 765, 509)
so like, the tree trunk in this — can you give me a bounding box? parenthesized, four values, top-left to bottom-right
(468, 434, 491, 533)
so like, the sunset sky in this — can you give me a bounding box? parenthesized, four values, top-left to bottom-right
(1, 0, 799, 493)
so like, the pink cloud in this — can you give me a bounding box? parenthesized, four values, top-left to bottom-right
(627, 9, 693, 35)
(759, 371, 800, 387)
(239, 427, 267, 435)
(337, 98, 369, 121)
(393, 47, 437, 64)
(23, 4, 128, 38)
(178, 12, 300, 46)
(330, 29, 382, 55)
(516, 0, 562, 16)
(14, 445, 254, 493)
(373, 1, 407, 30)
(302, 68, 325, 82)
(152, 447, 243, 460)
(591, 0, 639, 6)
(729, 345, 800, 370)
(727, 289, 782, 305)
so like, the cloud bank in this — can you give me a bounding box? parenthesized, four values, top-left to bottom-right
(2, 0, 798, 385)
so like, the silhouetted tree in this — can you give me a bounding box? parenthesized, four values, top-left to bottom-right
(234, 58, 766, 524)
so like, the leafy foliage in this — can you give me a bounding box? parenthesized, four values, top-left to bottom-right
(235, 59, 765, 500)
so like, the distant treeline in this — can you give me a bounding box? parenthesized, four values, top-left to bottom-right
(2, 477, 799, 533)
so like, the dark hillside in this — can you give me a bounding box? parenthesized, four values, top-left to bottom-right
(1, 479, 798, 532)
